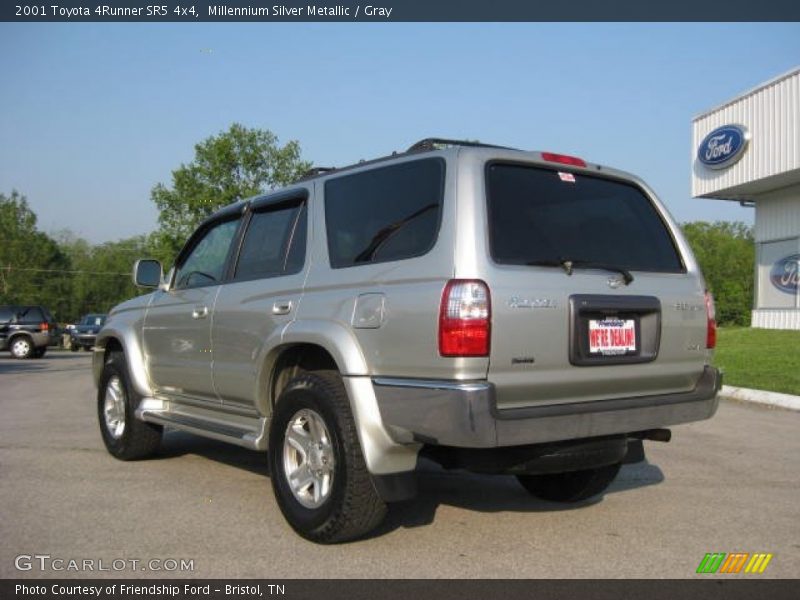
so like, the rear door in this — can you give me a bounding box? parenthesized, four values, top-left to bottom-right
(212, 194, 309, 409)
(484, 162, 708, 410)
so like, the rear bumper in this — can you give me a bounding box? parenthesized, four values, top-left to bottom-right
(373, 366, 721, 448)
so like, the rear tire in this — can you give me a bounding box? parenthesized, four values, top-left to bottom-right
(516, 463, 621, 503)
(10, 336, 33, 359)
(98, 351, 162, 460)
(70, 343, 79, 352)
(269, 371, 386, 543)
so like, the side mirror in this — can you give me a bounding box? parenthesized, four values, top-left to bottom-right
(133, 259, 163, 288)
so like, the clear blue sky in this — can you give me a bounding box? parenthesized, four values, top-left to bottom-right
(1, 22, 798, 243)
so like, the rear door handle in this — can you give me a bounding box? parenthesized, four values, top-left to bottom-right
(192, 305, 209, 319)
(272, 301, 293, 315)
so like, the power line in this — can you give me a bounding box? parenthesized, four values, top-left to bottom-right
(0, 267, 130, 276)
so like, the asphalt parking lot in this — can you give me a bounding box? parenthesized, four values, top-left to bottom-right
(1, 352, 798, 579)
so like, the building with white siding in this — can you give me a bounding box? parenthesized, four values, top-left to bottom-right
(692, 67, 800, 330)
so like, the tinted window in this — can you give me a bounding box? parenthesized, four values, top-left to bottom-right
(174, 219, 239, 289)
(82, 314, 106, 326)
(16, 307, 44, 322)
(325, 158, 444, 268)
(0, 306, 15, 322)
(486, 164, 683, 272)
(234, 203, 307, 280)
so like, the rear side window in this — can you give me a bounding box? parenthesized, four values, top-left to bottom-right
(486, 164, 683, 272)
(324, 158, 444, 268)
(16, 307, 44, 322)
(0, 306, 15, 322)
(234, 203, 307, 281)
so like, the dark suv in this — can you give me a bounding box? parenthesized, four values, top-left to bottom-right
(70, 314, 107, 351)
(0, 305, 59, 358)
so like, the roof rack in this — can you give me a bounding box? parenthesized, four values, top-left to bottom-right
(296, 166, 336, 182)
(292, 138, 519, 184)
(407, 138, 518, 153)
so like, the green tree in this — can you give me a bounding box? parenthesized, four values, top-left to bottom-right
(56, 231, 150, 321)
(151, 123, 311, 264)
(682, 221, 755, 326)
(0, 191, 71, 319)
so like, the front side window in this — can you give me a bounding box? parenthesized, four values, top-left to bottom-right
(486, 164, 683, 272)
(234, 203, 307, 281)
(174, 219, 239, 290)
(324, 158, 445, 268)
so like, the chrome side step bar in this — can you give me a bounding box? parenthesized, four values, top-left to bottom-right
(136, 398, 268, 451)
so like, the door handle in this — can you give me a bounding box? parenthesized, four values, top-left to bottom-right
(192, 305, 209, 319)
(272, 301, 293, 315)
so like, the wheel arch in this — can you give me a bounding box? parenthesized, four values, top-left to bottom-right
(257, 342, 339, 417)
(94, 328, 152, 397)
(255, 320, 370, 417)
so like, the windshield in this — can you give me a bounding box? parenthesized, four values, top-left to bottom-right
(486, 164, 683, 273)
(82, 314, 106, 326)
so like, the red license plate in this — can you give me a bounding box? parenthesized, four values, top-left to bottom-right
(588, 318, 636, 356)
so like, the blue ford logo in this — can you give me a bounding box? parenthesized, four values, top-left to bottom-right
(697, 125, 749, 169)
(770, 254, 800, 295)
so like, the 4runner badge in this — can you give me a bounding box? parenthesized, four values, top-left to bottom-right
(508, 296, 557, 309)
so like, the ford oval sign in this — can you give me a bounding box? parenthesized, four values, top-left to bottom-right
(770, 254, 800, 295)
(697, 125, 749, 169)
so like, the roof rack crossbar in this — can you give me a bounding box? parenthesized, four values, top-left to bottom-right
(407, 138, 518, 153)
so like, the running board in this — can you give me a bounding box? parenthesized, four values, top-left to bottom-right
(136, 400, 267, 451)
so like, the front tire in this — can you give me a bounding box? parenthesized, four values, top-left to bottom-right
(269, 371, 386, 543)
(98, 351, 162, 460)
(10, 336, 33, 359)
(516, 463, 622, 503)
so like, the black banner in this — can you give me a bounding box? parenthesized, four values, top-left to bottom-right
(3, 0, 800, 22)
(3, 580, 800, 600)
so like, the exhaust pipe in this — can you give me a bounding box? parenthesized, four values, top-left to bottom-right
(632, 428, 672, 443)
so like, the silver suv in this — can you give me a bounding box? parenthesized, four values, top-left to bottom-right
(94, 139, 720, 543)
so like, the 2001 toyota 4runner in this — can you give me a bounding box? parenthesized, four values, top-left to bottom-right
(93, 139, 721, 543)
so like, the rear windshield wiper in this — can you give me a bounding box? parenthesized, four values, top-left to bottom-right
(525, 258, 634, 285)
(353, 203, 438, 263)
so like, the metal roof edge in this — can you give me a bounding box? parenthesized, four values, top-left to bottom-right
(692, 66, 800, 122)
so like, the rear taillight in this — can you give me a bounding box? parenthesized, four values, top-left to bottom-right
(705, 291, 717, 349)
(541, 152, 587, 168)
(439, 280, 491, 357)
(41, 322, 49, 332)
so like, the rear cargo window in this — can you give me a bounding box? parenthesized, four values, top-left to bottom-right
(324, 158, 444, 268)
(486, 164, 683, 272)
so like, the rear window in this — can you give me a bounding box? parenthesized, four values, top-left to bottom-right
(324, 158, 444, 268)
(486, 164, 683, 272)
